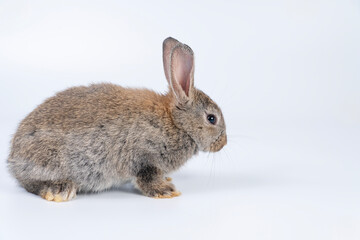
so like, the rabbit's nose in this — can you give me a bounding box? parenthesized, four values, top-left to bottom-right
(209, 133, 227, 152)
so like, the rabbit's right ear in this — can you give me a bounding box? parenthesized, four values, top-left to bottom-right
(163, 37, 180, 84)
(169, 44, 195, 105)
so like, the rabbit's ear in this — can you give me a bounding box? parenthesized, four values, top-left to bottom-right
(163, 37, 180, 85)
(170, 44, 195, 104)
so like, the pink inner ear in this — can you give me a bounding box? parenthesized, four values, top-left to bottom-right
(174, 50, 193, 96)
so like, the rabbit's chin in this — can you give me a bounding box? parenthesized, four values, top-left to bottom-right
(208, 133, 227, 152)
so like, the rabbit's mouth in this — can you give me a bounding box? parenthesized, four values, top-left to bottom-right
(209, 132, 227, 152)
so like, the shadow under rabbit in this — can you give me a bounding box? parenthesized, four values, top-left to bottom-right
(78, 182, 143, 200)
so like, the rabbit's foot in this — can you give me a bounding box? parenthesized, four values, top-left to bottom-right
(136, 166, 181, 199)
(142, 180, 181, 199)
(154, 188, 181, 199)
(38, 181, 77, 202)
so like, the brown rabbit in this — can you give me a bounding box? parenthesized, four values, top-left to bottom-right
(7, 37, 227, 202)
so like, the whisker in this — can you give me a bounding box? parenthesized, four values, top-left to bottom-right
(223, 148, 233, 163)
(212, 152, 216, 179)
(227, 134, 255, 139)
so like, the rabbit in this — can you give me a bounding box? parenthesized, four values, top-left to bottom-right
(7, 37, 227, 202)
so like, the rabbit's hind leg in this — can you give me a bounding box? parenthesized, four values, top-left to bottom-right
(23, 180, 77, 202)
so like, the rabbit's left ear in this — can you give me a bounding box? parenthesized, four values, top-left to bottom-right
(169, 43, 195, 104)
(163, 37, 180, 84)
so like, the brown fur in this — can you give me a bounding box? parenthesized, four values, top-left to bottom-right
(7, 37, 227, 201)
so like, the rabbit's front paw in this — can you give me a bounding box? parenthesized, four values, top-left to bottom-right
(136, 166, 181, 199)
(140, 181, 181, 199)
(150, 181, 181, 199)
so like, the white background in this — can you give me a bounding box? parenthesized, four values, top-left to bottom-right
(0, 0, 359, 239)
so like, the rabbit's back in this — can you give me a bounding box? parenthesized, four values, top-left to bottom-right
(17, 83, 167, 132)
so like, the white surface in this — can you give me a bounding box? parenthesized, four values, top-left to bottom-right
(0, 0, 359, 240)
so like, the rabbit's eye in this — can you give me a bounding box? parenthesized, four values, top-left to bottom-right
(207, 114, 217, 125)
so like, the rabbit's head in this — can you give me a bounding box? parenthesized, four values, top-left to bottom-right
(163, 37, 227, 152)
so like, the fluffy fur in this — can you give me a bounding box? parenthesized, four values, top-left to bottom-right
(7, 37, 227, 201)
